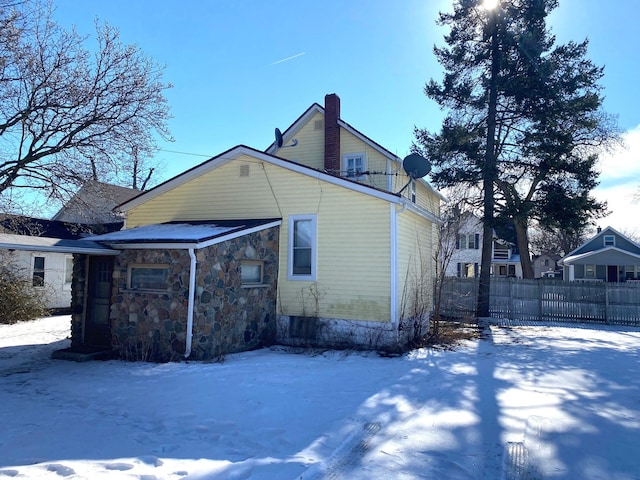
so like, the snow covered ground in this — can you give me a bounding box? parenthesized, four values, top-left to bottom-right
(1, 316, 639, 480)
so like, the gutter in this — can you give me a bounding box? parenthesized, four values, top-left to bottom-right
(185, 248, 197, 359)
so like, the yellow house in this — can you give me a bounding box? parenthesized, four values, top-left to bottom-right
(66, 94, 442, 359)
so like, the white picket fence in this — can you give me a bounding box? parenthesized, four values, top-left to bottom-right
(438, 277, 640, 326)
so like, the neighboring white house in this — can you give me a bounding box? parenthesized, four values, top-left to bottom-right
(0, 182, 137, 311)
(446, 212, 523, 279)
(0, 218, 89, 310)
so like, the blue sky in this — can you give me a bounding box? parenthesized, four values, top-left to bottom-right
(53, 0, 640, 232)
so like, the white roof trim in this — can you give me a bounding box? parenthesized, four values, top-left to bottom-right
(102, 220, 282, 251)
(562, 226, 639, 260)
(560, 246, 640, 265)
(119, 146, 404, 211)
(0, 234, 117, 255)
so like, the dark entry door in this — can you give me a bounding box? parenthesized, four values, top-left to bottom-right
(607, 265, 618, 283)
(85, 256, 114, 347)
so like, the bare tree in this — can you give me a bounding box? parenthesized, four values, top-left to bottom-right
(430, 201, 466, 339)
(0, 0, 171, 208)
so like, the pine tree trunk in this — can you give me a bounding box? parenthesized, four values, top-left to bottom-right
(515, 220, 535, 279)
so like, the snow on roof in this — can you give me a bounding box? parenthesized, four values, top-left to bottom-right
(87, 219, 281, 247)
(0, 233, 117, 255)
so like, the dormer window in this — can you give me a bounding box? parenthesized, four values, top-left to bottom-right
(604, 235, 615, 247)
(343, 153, 366, 179)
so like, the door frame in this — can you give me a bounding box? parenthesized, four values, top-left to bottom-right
(83, 255, 114, 347)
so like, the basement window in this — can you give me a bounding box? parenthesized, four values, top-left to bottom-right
(241, 260, 264, 286)
(128, 264, 169, 291)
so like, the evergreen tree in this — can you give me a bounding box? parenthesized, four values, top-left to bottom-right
(415, 0, 618, 287)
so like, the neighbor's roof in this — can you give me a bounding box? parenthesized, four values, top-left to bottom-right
(87, 219, 282, 250)
(0, 233, 117, 255)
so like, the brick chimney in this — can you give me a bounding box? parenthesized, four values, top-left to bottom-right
(324, 93, 340, 175)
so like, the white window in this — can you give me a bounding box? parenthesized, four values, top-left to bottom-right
(241, 260, 264, 286)
(468, 234, 478, 250)
(64, 255, 73, 285)
(585, 264, 596, 278)
(604, 235, 615, 247)
(32, 256, 45, 287)
(343, 153, 366, 179)
(128, 264, 169, 291)
(457, 234, 467, 250)
(288, 215, 317, 281)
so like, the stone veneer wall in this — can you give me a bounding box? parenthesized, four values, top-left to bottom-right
(70, 253, 88, 347)
(109, 226, 279, 362)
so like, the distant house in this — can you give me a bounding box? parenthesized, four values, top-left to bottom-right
(67, 94, 443, 361)
(52, 180, 139, 226)
(0, 216, 113, 310)
(0, 182, 137, 311)
(533, 252, 562, 279)
(559, 226, 640, 282)
(446, 213, 523, 279)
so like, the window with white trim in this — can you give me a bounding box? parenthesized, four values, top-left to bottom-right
(241, 260, 264, 286)
(32, 256, 45, 287)
(603, 235, 615, 247)
(343, 153, 366, 179)
(64, 255, 73, 285)
(288, 215, 317, 280)
(128, 264, 169, 291)
(585, 264, 596, 278)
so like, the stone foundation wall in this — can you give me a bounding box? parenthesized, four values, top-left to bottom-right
(276, 315, 411, 353)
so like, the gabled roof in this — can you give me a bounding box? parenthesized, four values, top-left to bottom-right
(116, 145, 438, 218)
(560, 226, 640, 264)
(87, 219, 282, 250)
(264, 101, 445, 201)
(561, 246, 640, 266)
(265, 103, 401, 162)
(52, 180, 139, 223)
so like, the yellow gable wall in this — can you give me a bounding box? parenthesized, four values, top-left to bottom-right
(396, 209, 436, 325)
(274, 112, 325, 171)
(127, 155, 392, 322)
(273, 112, 395, 192)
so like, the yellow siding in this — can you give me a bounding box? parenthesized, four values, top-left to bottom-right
(396, 209, 436, 322)
(273, 111, 401, 193)
(273, 112, 325, 170)
(127, 157, 392, 322)
(390, 172, 441, 216)
(340, 129, 391, 191)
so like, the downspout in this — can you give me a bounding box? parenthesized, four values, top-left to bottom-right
(185, 248, 197, 359)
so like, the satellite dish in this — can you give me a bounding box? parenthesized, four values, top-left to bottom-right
(402, 153, 431, 179)
(274, 127, 298, 149)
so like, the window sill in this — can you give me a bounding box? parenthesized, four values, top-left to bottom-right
(241, 284, 269, 289)
(120, 288, 168, 294)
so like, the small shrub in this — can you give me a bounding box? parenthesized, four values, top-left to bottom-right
(0, 267, 50, 324)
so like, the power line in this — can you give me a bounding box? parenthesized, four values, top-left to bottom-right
(158, 149, 212, 158)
